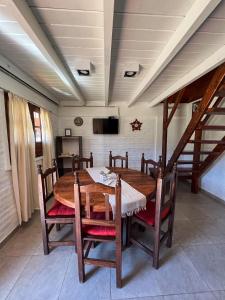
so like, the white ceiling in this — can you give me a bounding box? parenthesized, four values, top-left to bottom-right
(0, 0, 224, 106)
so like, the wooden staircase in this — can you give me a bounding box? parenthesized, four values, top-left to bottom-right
(161, 63, 225, 193)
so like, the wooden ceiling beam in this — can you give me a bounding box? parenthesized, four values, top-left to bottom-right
(128, 0, 221, 107)
(103, 0, 115, 106)
(8, 0, 85, 105)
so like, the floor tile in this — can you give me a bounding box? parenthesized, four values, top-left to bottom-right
(184, 244, 225, 290)
(1, 228, 43, 256)
(0, 255, 30, 300)
(173, 220, 211, 246)
(174, 218, 225, 246)
(162, 291, 217, 299)
(59, 252, 111, 300)
(125, 297, 163, 300)
(175, 203, 210, 221)
(199, 202, 225, 220)
(111, 246, 209, 299)
(1, 182, 225, 300)
(7, 253, 71, 300)
(189, 219, 225, 245)
(213, 291, 225, 300)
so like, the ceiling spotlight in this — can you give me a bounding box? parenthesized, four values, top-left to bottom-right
(123, 63, 140, 78)
(75, 60, 91, 76)
(77, 69, 90, 76)
(124, 71, 137, 78)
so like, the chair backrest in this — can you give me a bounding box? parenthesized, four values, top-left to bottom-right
(37, 163, 58, 217)
(109, 151, 128, 168)
(74, 172, 122, 233)
(72, 152, 93, 171)
(52, 158, 59, 178)
(154, 164, 177, 225)
(141, 154, 162, 178)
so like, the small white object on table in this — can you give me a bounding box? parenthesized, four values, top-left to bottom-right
(86, 167, 146, 217)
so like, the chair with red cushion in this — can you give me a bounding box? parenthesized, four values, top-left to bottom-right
(74, 172, 123, 288)
(130, 163, 177, 269)
(37, 162, 75, 255)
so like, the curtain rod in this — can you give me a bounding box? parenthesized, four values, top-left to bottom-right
(0, 65, 58, 106)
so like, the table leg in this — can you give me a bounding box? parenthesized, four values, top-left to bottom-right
(125, 216, 132, 247)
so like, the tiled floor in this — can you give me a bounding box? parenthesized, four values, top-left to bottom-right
(1, 182, 225, 300)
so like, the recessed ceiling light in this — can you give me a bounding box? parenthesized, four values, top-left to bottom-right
(77, 69, 90, 76)
(124, 71, 137, 78)
(123, 63, 140, 78)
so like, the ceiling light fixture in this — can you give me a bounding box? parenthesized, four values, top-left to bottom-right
(75, 60, 91, 76)
(124, 63, 140, 78)
(77, 69, 90, 76)
(124, 71, 137, 77)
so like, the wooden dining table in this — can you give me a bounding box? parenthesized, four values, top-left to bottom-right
(54, 167, 156, 213)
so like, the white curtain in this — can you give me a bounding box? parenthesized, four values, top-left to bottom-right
(8, 93, 38, 224)
(40, 108, 54, 170)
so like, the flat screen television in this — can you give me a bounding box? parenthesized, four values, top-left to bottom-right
(93, 118, 119, 134)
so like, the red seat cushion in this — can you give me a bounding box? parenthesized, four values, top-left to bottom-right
(135, 200, 170, 226)
(83, 212, 116, 237)
(47, 201, 75, 217)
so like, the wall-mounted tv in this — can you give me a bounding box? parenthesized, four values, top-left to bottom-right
(93, 117, 119, 134)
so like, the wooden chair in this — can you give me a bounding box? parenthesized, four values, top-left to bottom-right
(109, 151, 128, 168)
(37, 163, 75, 255)
(72, 152, 93, 171)
(141, 154, 162, 179)
(74, 173, 123, 288)
(130, 164, 177, 269)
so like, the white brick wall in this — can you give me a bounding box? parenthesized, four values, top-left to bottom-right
(58, 105, 187, 170)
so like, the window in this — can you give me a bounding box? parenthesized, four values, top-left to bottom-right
(29, 103, 43, 157)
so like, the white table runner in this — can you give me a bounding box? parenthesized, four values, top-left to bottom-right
(86, 167, 146, 217)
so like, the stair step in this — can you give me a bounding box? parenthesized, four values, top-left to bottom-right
(201, 125, 225, 131)
(177, 160, 202, 164)
(177, 168, 193, 173)
(206, 108, 225, 115)
(188, 140, 225, 144)
(181, 151, 221, 155)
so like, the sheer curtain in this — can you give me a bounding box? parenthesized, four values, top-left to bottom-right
(8, 93, 38, 224)
(40, 108, 54, 170)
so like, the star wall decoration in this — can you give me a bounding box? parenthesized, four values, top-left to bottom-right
(130, 119, 143, 131)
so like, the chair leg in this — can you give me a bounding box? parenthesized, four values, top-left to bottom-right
(42, 221, 49, 255)
(167, 231, 173, 248)
(121, 218, 125, 248)
(73, 222, 77, 253)
(116, 239, 122, 288)
(153, 222, 161, 269)
(56, 224, 61, 231)
(76, 229, 85, 282)
(167, 215, 175, 248)
(153, 237, 160, 269)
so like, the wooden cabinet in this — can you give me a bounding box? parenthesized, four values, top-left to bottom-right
(55, 136, 83, 176)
